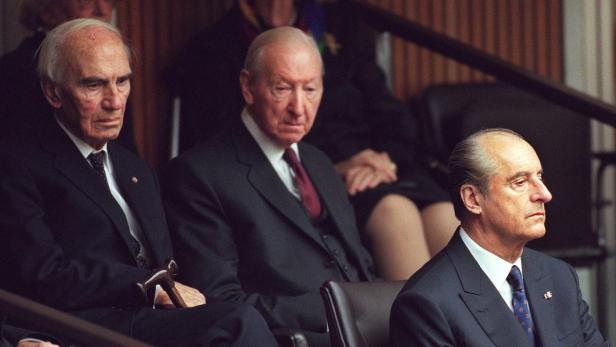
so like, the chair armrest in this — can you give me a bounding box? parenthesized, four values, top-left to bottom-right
(271, 327, 309, 347)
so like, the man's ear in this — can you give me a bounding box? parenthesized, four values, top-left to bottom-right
(460, 184, 483, 216)
(239, 69, 254, 106)
(40, 79, 62, 109)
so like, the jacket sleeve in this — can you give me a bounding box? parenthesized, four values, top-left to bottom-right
(162, 158, 328, 334)
(0, 153, 151, 310)
(390, 291, 456, 347)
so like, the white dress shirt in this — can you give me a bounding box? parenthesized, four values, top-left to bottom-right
(459, 227, 525, 312)
(241, 108, 301, 200)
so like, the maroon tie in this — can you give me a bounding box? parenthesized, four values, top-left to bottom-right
(283, 148, 322, 220)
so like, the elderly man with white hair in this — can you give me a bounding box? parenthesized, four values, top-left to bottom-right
(0, 18, 277, 347)
(0, 0, 134, 149)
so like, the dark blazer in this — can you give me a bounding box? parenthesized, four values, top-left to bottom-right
(163, 122, 375, 338)
(0, 117, 173, 312)
(390, 230, 610, 347)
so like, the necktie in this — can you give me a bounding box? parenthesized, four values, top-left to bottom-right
(88, 151, 108, 185)
(507, 265, 535, 342)
(283, 148, 322, 220)
(87, 151, 147, 266)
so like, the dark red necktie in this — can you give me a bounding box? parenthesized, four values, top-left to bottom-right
(283, 148, 322, 220)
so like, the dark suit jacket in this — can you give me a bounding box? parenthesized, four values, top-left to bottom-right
(0, 117, 173, 313)
(163, 122, 375, 338)
(390, 230, 610, 346)
(1, 320, 56, 347)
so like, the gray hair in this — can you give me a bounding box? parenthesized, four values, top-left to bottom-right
(243, 26, 324, 79)
(37, 18, 130, 83)
(447, 128, 524, 219)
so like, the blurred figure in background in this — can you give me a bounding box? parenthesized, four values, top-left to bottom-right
(170, 0, 458, 280)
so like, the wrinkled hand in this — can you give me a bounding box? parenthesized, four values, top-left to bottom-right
(155, 281, 206, 308)
(17, 341, 59, 347)
(335, 149, 398, 195)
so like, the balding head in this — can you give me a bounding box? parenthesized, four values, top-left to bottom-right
(243, 26, 324, 79)
(239, 26, 324, 147)
(448, 128, 525, 220)
(38, 18, 129, 84)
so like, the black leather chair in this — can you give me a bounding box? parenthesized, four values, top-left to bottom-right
(321, 280, 405, 347)
(418, 82, 602, 259)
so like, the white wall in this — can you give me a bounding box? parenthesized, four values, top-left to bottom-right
(564, 0, 616, 341)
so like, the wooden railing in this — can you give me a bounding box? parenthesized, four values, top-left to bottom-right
(351, 0, 616, 127)
(0, 289, 150, 347)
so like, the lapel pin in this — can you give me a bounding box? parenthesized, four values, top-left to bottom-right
(131, 176, 138, 183)
(544, 291, 553, 300)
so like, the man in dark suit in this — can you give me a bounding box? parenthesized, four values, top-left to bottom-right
(163, 27, 375, 346)
(390, 128, 610, 346)
(0, 18, 276, 347)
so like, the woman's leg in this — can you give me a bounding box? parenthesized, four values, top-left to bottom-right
(364, 194, 430, 280)
(421, 201, 459, 255)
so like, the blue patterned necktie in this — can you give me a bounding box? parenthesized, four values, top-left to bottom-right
(507, 265, 535, 342)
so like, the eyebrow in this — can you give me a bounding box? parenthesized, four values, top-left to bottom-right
(79, 72, 133, 85)
(506, 169, 543, 181)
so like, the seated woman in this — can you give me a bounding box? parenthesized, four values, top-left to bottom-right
(170, 0, 459, 280)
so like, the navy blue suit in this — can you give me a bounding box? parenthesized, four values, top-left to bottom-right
(390, 230, 610, 346)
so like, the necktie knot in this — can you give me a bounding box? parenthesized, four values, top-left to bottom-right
(283, 148, 300, 167)
(507, 265, 525, 291)
(283, 148, 322, 220)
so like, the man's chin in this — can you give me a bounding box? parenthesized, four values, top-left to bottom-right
(528, 225, 547, 240)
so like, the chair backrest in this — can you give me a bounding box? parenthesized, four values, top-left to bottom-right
(418, 82, 594, 253)
(321, 280, 405, 347)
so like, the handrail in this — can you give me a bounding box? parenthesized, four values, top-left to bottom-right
(351, 0, 616, 127)
(0, 289, 151, 347)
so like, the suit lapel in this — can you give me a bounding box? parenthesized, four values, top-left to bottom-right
(108, 143, 166, 265)
(448, 232, 534, 347)
(232, 125, 327, 250)
(523, 250, 559, 346)
(38, 121, 136, 259)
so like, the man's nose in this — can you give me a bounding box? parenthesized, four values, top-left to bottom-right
(102, 86, 123, 110)
(532, 180, 552, 203)
(288, 89, 304, 116)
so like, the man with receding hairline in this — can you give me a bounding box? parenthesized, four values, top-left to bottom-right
(163, 26, 375, 346)
(0, 18, 276, 347)
(390, 128, 609, 346)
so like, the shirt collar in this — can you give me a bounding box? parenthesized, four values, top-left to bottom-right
(55, 115, 108, 159)
(241, 108, 299, 162)
(459, 227, 524, 290)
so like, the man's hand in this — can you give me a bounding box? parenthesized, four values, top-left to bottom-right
(335, 149, 398, 195)
(17, 341, 59, 347)
(154, 281, 206, 308)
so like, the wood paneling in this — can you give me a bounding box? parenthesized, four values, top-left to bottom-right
(116, 0, 233, 167)
(116, 0, 563, 166)
(370, 0, 563, 99)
